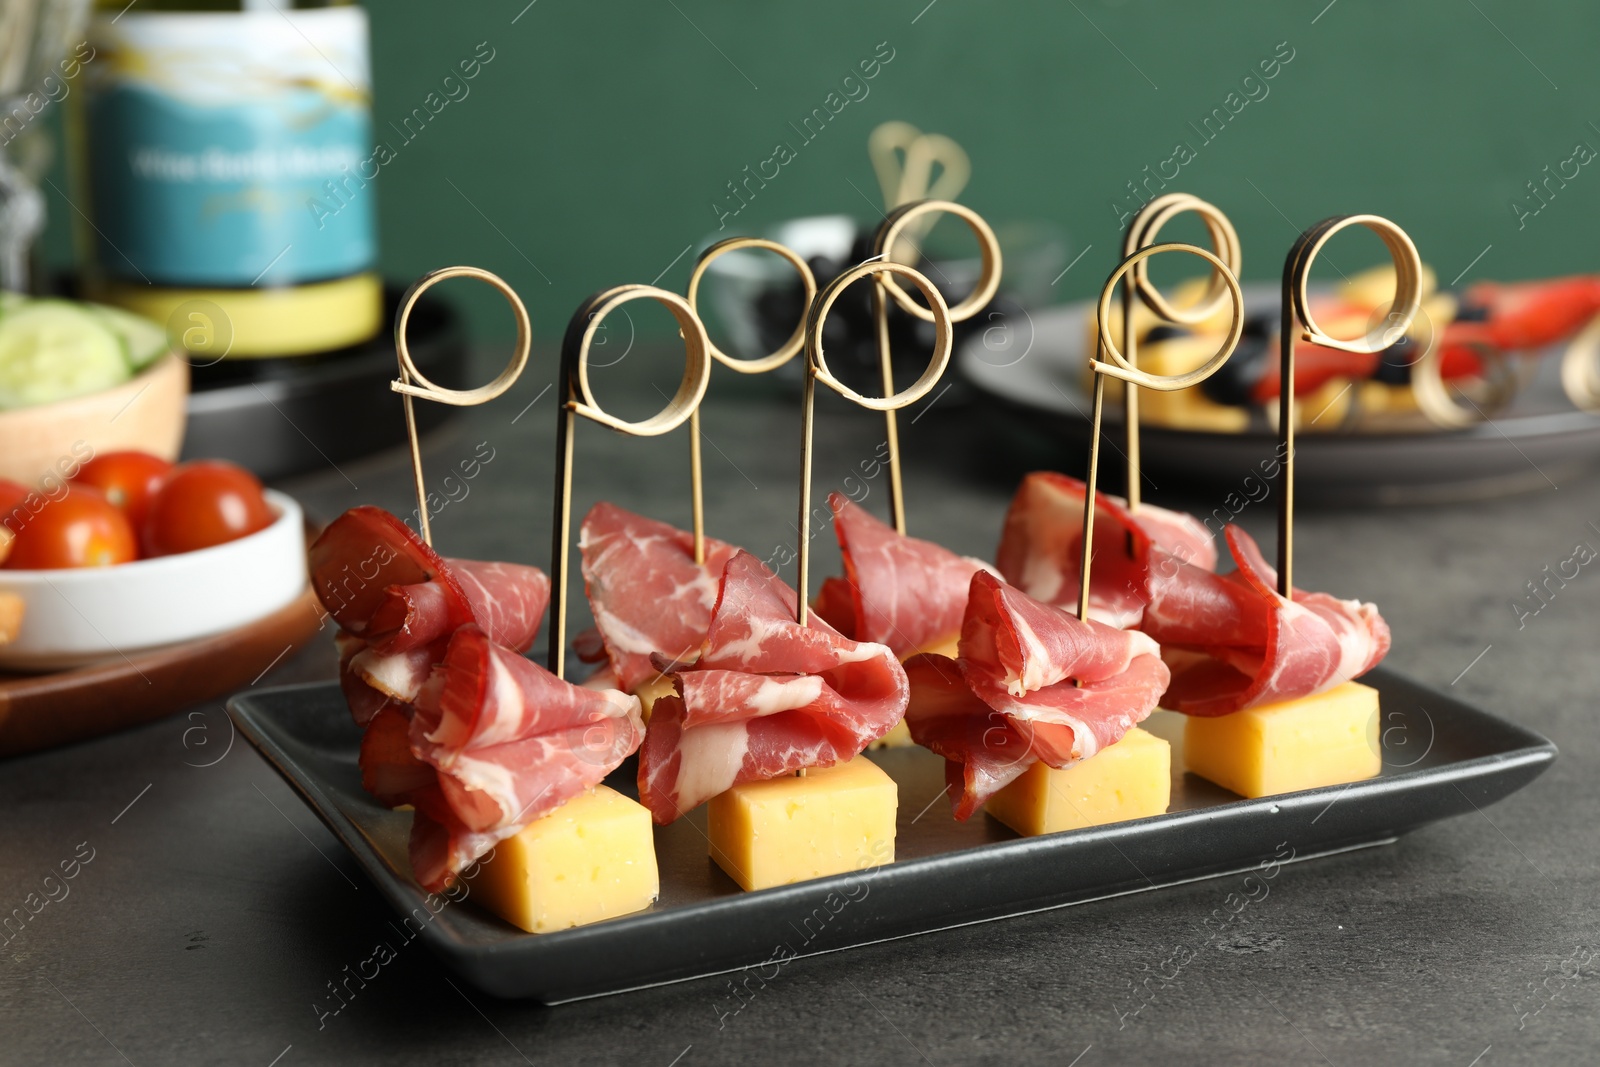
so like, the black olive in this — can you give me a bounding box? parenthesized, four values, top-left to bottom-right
(1144, 324, 1190, 343)
(1452, 291, 1491, 323)
(1199, 329, 1270, 407)
(1372, 335, 1417, 384)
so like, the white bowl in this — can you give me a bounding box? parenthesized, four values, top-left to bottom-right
(0, 489, 308, 671)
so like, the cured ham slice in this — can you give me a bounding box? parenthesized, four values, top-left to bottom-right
(813, 492, 994, 657)
(905, 571, 1169, 819)
(1146, 525, 1390, 716)
(336, 632, 400, 728)
(995, 472, 1217, 628)
(310, 506, 623, 892)
(404, 625, 644, 891)
(310, 505, 551, 717)
(359, 705, 433, 808)
(310, 506, 549, 656)
(578, 502, 740, 691)
(638, 552, 908, 823)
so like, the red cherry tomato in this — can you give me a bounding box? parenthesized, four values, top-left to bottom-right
(0, 479, 28, 534)
(3, 487, 138, 569)
(143, 461, 275, 556)
(0, 479, 25, 563)
(73, 451, 174, 534)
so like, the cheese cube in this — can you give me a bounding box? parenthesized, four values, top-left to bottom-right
(468, 786, 659, 933)
(1183, 681, 1381, 799)
(984, 726, 1171, 836)
(870, 720, 914, 750)
(708, 757, 896, 891)
(634, 673, 677, 723)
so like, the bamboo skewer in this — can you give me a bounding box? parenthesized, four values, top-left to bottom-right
(868, 121, 971, 265)
(391, 266, 532, 547)
(1078, 244, 1245, 622)
(1276, 217, 1421, 596)
(1118, 195, 1241, 513)
(870, 199, 1003, 534)
(796, 260, 954, 627)
(683, 238, 819, 566)
(548, 285, 712, 679)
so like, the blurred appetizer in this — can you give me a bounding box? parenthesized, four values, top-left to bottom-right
(1091, 266, 1600, 431)
(310, 507, 655, 932)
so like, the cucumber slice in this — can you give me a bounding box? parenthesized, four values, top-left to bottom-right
(86, 302, 170, 370)
(0, 302, 131, 410)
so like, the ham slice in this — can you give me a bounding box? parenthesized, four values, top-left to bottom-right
(310, 506, 619, 892)
(905, 571, 1169, 819)
(578, 502, 741, 691)
(359, 705, 433, 808)
(336, 632, 400, 728)
(995, 472, 1217, 628)
(813, 492, 994, 657)
(310, 506, 549, 655)
(404, 625, 644, 891)
(310, 505, 551, 715)
(1145, 526, 1390, 716)
(638, 552, 908, 823)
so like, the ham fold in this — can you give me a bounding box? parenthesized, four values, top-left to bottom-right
(995, 472, 1217, 628)
(993, 474, 1388, 716)
(812, 492, 994, 657)
(905, 570, 1169, 819)
(638, 552, 908, 823)
(399, 626, 644, 890)
(309, 506, 550, 713)
(310, 506, 634, 893)
(1144, 526, 1390, 716)
(578, 502, 741, 692)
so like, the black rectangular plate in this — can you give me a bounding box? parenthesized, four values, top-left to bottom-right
(229, 668, 1555, 1003)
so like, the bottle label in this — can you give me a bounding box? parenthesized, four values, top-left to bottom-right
(85, 9, 375, 288)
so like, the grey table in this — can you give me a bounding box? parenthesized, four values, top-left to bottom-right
(3, 355, 1596, 1066)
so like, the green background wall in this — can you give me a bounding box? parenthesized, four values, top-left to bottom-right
(41, 0, 1600, 340)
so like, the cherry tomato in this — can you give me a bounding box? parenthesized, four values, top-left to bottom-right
(0, 479, 28, 535)
(0, 479, 25, 563)
(73, 451, 174, 534)
(144, 461, 275, 556)
(4, 487, 138, 569)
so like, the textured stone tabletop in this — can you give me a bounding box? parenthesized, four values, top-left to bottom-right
(2, 352, 1596, 1066)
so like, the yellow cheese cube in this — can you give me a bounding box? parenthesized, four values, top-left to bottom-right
(870, 720, 914, 749)
(468, 786, 659, 933)
(1184, 681, 1381, 799)
(984, 726, 1171, 836)
(634, 673, 676, 723)
(707, 757, 897, 891)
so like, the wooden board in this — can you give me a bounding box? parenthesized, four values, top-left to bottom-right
(0, 585, 323, 758)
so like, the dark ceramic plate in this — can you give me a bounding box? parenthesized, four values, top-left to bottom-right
(230, 669, 1555, 1003)
(959, 289, 1600, 505)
